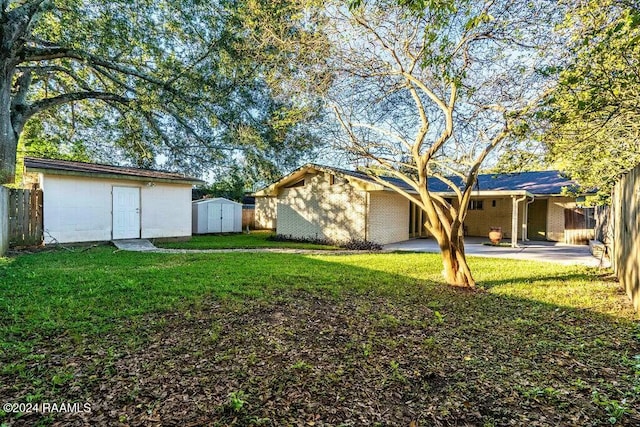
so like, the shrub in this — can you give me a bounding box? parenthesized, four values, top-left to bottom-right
(267, 234, 382, 251)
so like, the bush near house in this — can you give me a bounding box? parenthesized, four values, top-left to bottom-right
(267, 233, 383, 250)
(155, 230, 339, 250)
(0, 248, 638, 426)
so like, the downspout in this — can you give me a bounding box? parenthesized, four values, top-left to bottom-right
(364, 191, 369, 241)
(524, 195, 536, 243)
(511, 194, 528, 248)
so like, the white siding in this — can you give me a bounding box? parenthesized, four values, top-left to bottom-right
(141, 183, 192, 239)
(41, 174, 192, 243)
(42, 175, 113, 243)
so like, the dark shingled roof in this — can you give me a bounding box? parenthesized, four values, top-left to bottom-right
(24, 157, 204, 184)
(310, 164, 582, 196)
(426, 170, 582, 195)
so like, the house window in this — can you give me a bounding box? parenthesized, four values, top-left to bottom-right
(468, 200, 484, 210)
(286, 179, 305, 188)
(492, 200, 496, 208)
(329, 174, 335, 185)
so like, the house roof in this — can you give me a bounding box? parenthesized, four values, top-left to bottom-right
(427, 170, 582, 196)
(25, 157, 204, 185)
(255, 163, 585, 197)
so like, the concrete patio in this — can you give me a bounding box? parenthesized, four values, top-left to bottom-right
(383, 237, 610, 267)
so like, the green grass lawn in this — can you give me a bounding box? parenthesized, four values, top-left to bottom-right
(155, 230, 338, 250)
(1, 248, 639, 426)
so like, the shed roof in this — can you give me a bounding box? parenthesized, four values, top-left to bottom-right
(25, 157, 204, 185)
(192, 197, 242, 205)
(255, 163, 585, 197)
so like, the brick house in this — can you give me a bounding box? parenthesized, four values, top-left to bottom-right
(254, 164, 594, 246)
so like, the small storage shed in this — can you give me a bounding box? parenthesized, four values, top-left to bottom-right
(192, 198, 242, 234)
(24, 157, 204, 244)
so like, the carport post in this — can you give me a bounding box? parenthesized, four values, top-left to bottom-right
(511, 194, 528, 248)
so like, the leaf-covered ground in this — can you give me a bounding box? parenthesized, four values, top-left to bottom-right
(1, 248, 639, 426)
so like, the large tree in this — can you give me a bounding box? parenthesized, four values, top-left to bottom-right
(326, 0, 555, 286)
(0, 0, 327, 184)
(539, 0, 640, 199)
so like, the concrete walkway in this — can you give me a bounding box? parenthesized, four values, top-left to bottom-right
(111, 239, 363, 256)
(112, 237, 610, 267)
(112, 239, 158, 251)
(384, 237, 610, 267)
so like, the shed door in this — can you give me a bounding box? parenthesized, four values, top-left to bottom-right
(221, 204, 235, 232)
(113, 186, 140, 239)
(207, 204, 221, 232)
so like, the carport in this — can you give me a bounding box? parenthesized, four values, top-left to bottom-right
(384, 237, 609, 267)
(409, 190, 534, 248)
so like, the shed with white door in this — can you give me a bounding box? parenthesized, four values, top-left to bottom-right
(23, 157, 204, 244)
(192, 198, 242, 234)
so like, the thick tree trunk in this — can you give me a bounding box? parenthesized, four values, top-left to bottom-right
(0, 73, 17, 184)
(418, 185, 476, 287)
(435, 232, 475, 287)
(0, 3, 25, 184)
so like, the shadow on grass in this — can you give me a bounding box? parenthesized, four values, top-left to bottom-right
(0, 248, 638, 426)
(478, 271, 595, 289)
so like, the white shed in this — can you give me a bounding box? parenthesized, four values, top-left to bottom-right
(192, 198, 242, 234)
(24, 157, 204, 244)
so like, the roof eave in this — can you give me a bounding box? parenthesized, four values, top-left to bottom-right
(432, 190, 534, 197)
(253, 163, 387, 196)
(28, 167, 204, 185)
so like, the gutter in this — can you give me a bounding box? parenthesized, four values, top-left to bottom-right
(27, 168, 204, 185)
(523, 195, 536, 242)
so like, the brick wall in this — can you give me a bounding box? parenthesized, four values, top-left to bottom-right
(367, 192, 409, 244)
(547, 197, 575, 242)
(276, 171, 367, 242)
(460, 196, 574, 242)
(463, 197, 523, 239)
(255, 196, 277, 229)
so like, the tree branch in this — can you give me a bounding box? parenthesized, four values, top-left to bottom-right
(22, 91, 131, 122)
(21, 46, 167, 87)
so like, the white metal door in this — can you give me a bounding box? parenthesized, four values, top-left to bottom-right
(112, 186, 140, 239)
(207, 204, 221, 232)
(221, 204, 235, 232)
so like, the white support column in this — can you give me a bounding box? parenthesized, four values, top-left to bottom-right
(512, 194, 528, 248)
(511, 196, 518, 248)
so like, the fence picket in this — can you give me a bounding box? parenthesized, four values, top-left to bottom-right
(8, 188, 43, 246)
(609, 165, 640, 312)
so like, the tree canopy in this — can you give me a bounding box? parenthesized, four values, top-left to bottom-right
(322, 0, 555, 286)
(0, 0, 328, 184)
(538, 0, 640, 199)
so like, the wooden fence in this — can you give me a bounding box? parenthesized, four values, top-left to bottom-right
(610, 164, 640, 312)
(242, 206, 255, 230)
(8, 188, 43, 246)
(0, 187, 8, 255)
(594, 205, 612, 244)
(563, 207, 595, 244)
